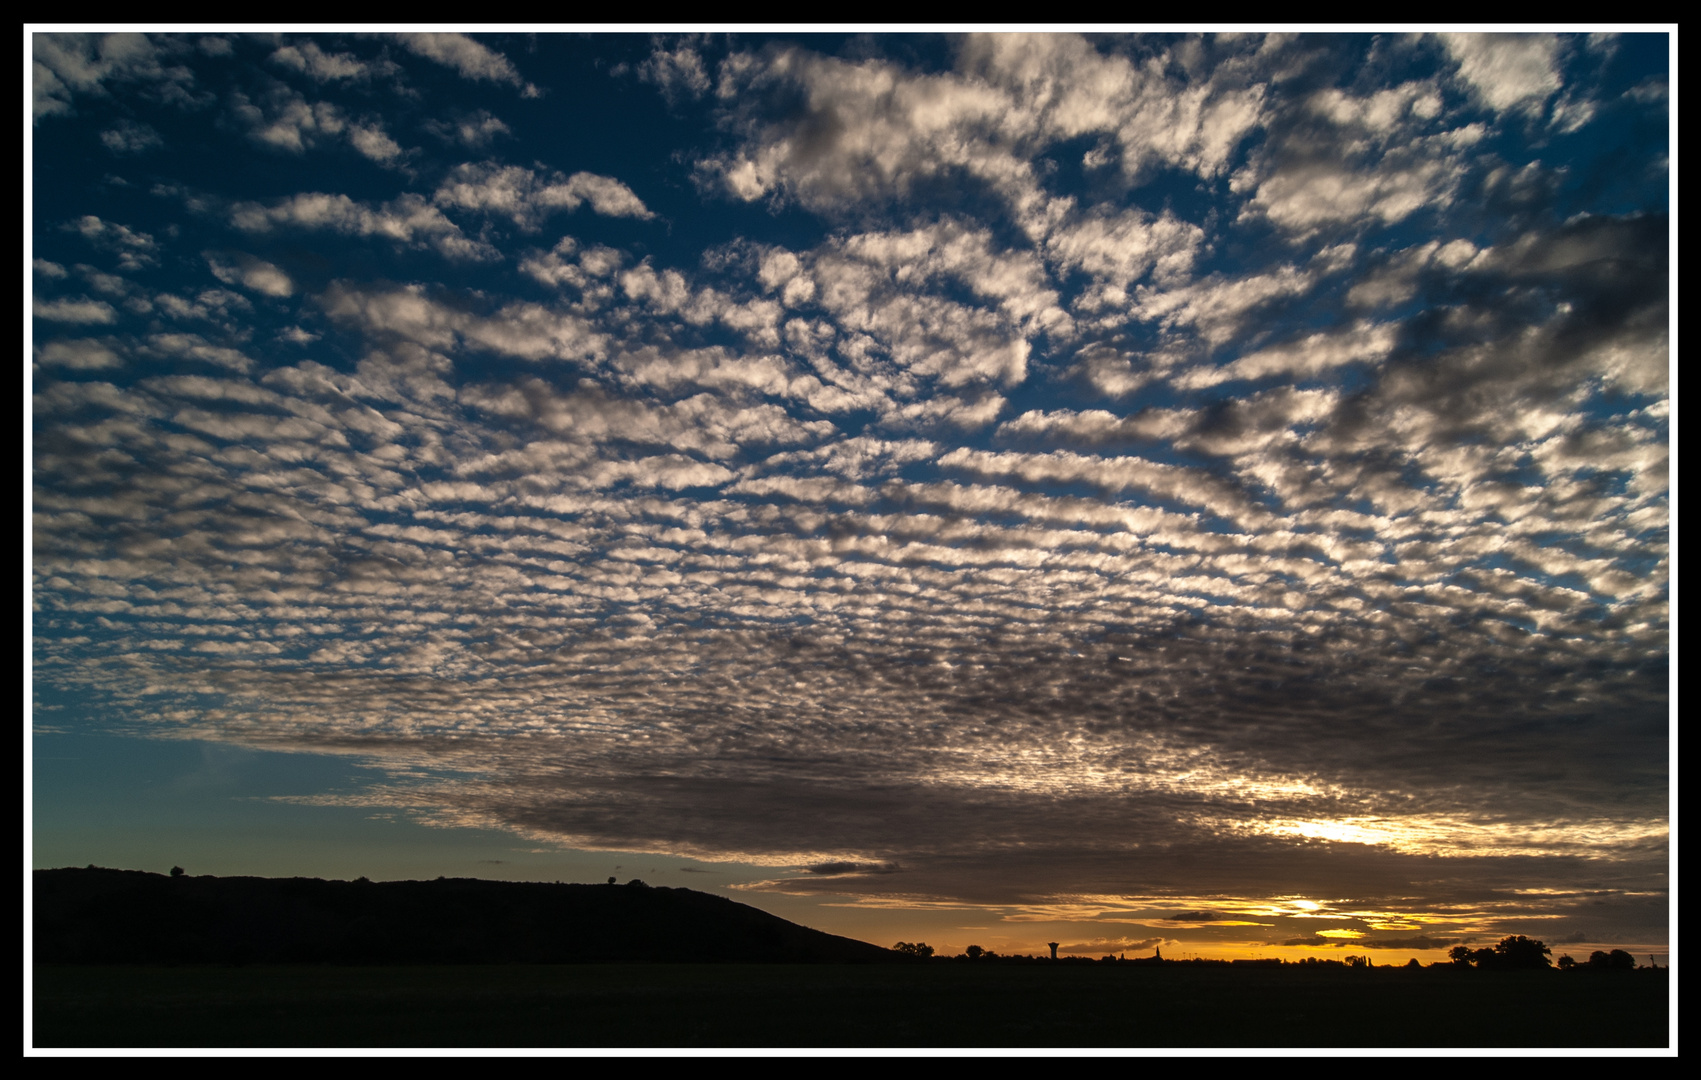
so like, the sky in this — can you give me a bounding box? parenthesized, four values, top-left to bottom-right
(29, 29, 1671, 966)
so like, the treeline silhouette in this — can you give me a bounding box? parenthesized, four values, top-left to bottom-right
(891, 936, 1660, 972)
(1557, 950, 1641, 971)
(33, 867, 895, 965)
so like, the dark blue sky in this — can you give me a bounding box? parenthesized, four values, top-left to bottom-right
(31, 30, 1670, 963)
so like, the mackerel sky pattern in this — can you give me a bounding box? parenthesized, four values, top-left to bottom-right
(31, 32, 1669, 954)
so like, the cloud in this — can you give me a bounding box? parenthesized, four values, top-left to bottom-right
(268, 41, 399, 84)
(35, 338, 123, 370)
(33, 297, 118, 324)
(802, 861, 900, 876)
(696, 34, 1267, 234)
(205, 253, 294, 297)
(433, 163, 654, 228)
(423, 109, 512, 149)
(99, 120, 164, 154)
(394, 32, 540, 97)
(1442, 33, 1564, 114)
(1181, 321, 1398, 388)
(938, 447, 1264, 528)
(64, 215, 158, 270)
(137, 332, 256, 374)
(228, 85, 410, 167)
(230, 192, 495, 261)
(33, 32, 201, 121)
(639, 39, 711, 106)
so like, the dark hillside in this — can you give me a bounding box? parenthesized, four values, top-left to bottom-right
(33, 867, 896, 965)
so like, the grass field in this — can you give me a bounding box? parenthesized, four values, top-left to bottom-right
(31, 964, 1671, 1050)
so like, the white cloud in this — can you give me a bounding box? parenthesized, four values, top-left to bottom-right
(268, 41, 398, 83)
(434, 163, 654, 228)
(1346, 239, 1481, 310)
(1047, 207, 1204, 301)
(139, 333, 256, 374)
(1132, 264, 1314, 348)
(939, 447, 1263, 527)
(229, 86, 410, 167)
(1441, 33, 1564, 114)
(34, 297, 118, 323)
(1237, 138, 1472, 235)
(1182, 321, 1398, 388)
(33, 32, 199, 121)
(1309, 81, 1442, 135)
(699, 34, 1267, 237)
(36, 338, 122, 369)
(65, 214, 158, 270)
(206, 253, 295, 297)
(639, 41, 711, 105)
(461, 380, 835, 458)
(230, 192, 496, 261)
(760, 437, 939, 481)
(394, 32, 540, 97)
(425, 109, 512, 149)
(348, 123, 406, 166)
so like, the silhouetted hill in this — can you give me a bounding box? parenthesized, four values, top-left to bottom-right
(32, 868, 897, 965)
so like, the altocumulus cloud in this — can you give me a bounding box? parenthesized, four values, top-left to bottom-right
(32, 32, 1667, 954)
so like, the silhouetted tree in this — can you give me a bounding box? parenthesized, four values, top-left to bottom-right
(893, 941, 934, 959)
(1493, 936, 1552, 970)
(1450, 936, 1552, 969)
(965, 944, 984, 961)
(169, 866, 184, 878)
(1557, 954, 1577, 970)
(1588, 949, 1636, 970)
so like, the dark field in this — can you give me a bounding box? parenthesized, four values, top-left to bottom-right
(32, 964, 1670, 1049)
